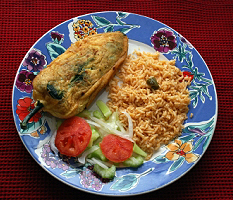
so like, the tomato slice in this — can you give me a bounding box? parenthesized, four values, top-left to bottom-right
(55, 116, 92, 157)
(100, 134, 133, 163)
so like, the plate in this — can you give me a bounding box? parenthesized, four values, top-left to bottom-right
(12, 11, 217, 196)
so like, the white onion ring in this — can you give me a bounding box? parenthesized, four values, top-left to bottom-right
(78, 145, 100, 164)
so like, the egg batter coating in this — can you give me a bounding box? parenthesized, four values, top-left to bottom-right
(32, 31, 128, 118)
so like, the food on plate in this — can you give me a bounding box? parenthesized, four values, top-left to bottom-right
(52, 49, 191, 179)
(107, 50, 191, 159)
(55, 116, 92, 157)
(33, 31, 128, 118)
(21, 32, 128, 129)
(93, 164, 116, 179)
(37, 44, 190, 179)
(100, 134, 134, 163)
(53, 100, 147, 179)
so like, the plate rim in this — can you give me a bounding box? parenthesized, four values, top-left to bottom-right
(11, 10, 218, 196)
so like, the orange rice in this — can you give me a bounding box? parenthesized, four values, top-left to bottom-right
(107, 51, 191, 159)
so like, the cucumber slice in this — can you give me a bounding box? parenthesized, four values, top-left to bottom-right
(77, 110, 91, 119)
(133, 143, 147, 157)
(93, 164, 116, 179)
(93, 110, 104, 119)
(123, 156, 144, 168)
(91, 127, 100, 141)
(87, 148, 107, 161)
(96, 100, 112, 119)
(87, 127, 100, 148)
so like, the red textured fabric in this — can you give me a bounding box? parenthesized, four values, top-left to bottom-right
(1, 0, 233, 199)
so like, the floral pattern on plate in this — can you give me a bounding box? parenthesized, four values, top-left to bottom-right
(12, 11, 217, 196)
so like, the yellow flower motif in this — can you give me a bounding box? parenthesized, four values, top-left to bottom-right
(82, 26, 89, 34)
(72, 22, 80, 32)
(74, 33, 83, 41)
(165, 139, 199, 163)
(78, 20, 85, 25)
(84, 20, 93, 27)
(89, 29, 97, 36)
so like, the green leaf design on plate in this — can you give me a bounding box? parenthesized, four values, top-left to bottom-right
(117, 12, 129, 19)
(193, 136, 205, 151)
(46, 43, 66, 61)
(202, 135, 211, 151)
(92, 15, 111, 27)
(183, 116, 215, 135)
(91, 13, 140, 35)
(116, 17, 126, 25)
(179, 134, 196, 143)
(115, 27, 132, 34)
(104, 25, 114, 32)
(171, 42, 213, 108)
(111, 168, 154, 192)
(172, 43, 191, 63)
(168, 156, 185, 174)
(61, 169, 82, 179)
(154, 155, 169, 163)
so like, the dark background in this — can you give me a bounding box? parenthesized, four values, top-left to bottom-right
(1, 0, 232, 199)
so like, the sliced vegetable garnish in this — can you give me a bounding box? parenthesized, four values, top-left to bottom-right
(87, 127, 100, 148)
(123, 155, 144, 167)
(91, 158, 109, 169)
(133, 143, 147, 157)
(78, 145, 100, 164)
(48, 101, 145, 180)
(93, 110, 104, 119)
(107, 111, 122, 130)
(93, 164, 116, 179)
(77, 110, 91, 119)
(85, 119, 101, 128)
(88, 147, 107, 161)
(90, 116, 133, 142)
(96, 100, 112, 118)
(55, 116, 92, 157)
(122, 111, 133, 139)
(100, 134, 134, 163)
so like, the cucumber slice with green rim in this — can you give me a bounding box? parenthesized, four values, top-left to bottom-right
(93, 164, 116, 179)
(96, 100, 112, 119)
(77, 110, 91, 119)
(93, 110, 104, 119)
(87, 127, 100, 148)
(88, 147, 107, 161)
(133, 143, 147, 157)
(123, 155, 144, 167)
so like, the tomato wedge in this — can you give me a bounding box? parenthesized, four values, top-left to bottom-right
(100, 134, 133, 163)
(55, 116, 92, 157)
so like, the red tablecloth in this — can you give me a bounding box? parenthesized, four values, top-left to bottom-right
(1, 0, 232, 199)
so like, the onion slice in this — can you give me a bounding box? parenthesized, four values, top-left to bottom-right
(116, 120, 126, 133)
(122, 111, 134, 139)
(90, 158, 109, 169)
(85, 119, 101, 128)
(90, 116, 134, 142)
(78, 145, 100, 164)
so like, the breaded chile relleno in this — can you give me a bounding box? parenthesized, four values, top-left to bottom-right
(32, 31, 128, 119)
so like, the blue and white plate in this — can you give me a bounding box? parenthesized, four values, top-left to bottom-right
(12, 11, 218, 196)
